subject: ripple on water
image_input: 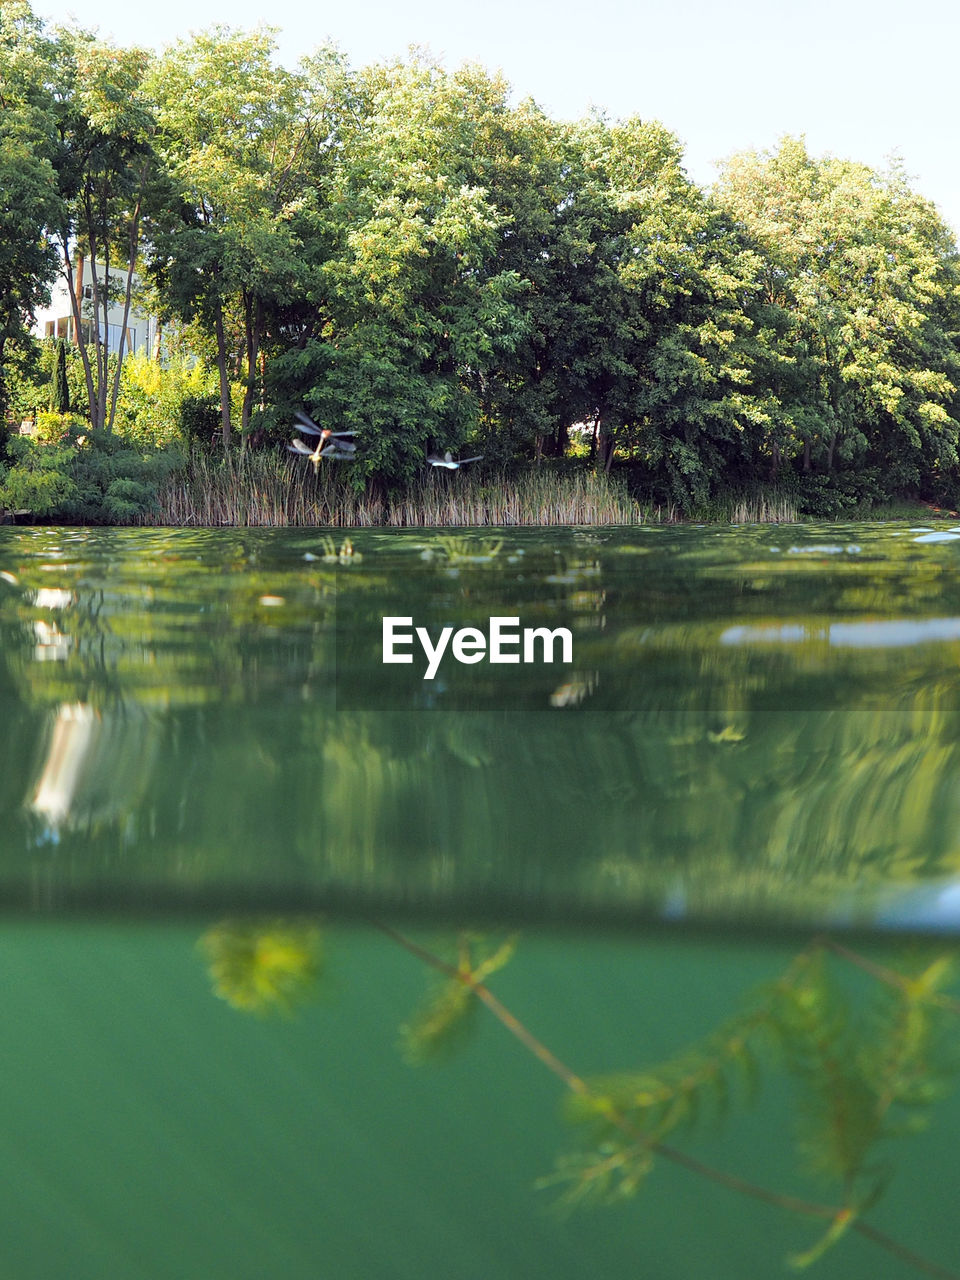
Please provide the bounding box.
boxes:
[721,616,960,648]
[786,544,861,554]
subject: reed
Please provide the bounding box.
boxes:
[685,491,798,524]
[729,492,798,523]
[152,454,645,527]
[150,453,798,527]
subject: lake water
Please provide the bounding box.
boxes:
[1,522,959,1278]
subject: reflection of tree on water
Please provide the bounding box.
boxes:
[1,527,331,867]
[27,702,161,843]
[1,556,166,849]
[7,526,960,922]
[31,704,98,833]
[289,698,960,925]
[11,693,960,922]
[200,920,960,1279]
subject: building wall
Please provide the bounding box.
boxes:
[32,255,158,358]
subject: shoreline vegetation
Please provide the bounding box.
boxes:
[3,443,956,528]
[152,463,960,526]
[5,6,960,529]
[152,456,801,528]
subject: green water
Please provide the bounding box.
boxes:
[2,523,960,1278]
[0,923,956,1280]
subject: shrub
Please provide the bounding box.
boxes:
[179,393,222,450]
[0,430,182,523]
[0,437,78,515]
[33,411,85,445]
[110,353,241,450]
[789,468,887,518]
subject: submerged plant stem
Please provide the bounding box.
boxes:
[824,938,960,1016]
[375,921,960,1280]
[851,1222,960,1280]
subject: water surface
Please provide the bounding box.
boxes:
[3,522,960,929]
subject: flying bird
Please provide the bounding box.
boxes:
[427,451,483,470]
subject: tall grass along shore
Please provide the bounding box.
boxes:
[150,454,799,527]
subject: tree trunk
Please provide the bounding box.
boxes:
[803,438,811,472]
[83,198,108,431]
[601,428,615,474]
[240,293,263,442]
[61,240,98,429]
[98,243,110,430]
[107,183,145,432]
[214,302,231,449]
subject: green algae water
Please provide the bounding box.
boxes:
[1,523,960,1278]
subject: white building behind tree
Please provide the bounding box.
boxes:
[32,250,159,358]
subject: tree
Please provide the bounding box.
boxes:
[607,125,768,503]
[716,138,960,497]
[147,28,346,448]
[0,1,60,421]
[492,114,765,505]
[50,336,69,411]
[470,106,594,463]
[48,25,156,432]
[280,54,535,486]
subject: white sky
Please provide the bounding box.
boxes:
[41,0,960,233]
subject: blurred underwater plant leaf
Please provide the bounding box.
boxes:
[547,942,960,1271]
[399,932,516,1064]
[200,918,324,1016]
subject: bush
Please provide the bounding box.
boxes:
[179,393,221,450]
[0,430,182,523]
[0,458,77,516]
[772,467,888,519]
[111,353,241,450]
[34,411,85,445]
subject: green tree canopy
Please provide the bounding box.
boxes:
[147,28,348,446]
[294,54,534,485]
[716,137,960,496]
[0,0,60,419]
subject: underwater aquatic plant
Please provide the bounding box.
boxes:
[200,919,960,1277]
[535,942,960,1272]
[398,933,516,1063]
[199,918,324,1015]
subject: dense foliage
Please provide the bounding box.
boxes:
[0,424,180,521]
[3,3,960,517]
